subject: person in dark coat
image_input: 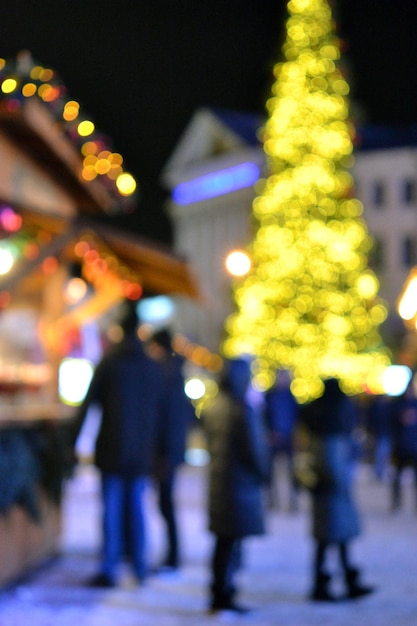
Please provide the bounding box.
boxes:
[301,378,374,602]
[264,369,300,511]
[366,393,394,481]
[390,380,417,511]
[149,328,196,572]
[72,304,167,587]
[201,358,270,614]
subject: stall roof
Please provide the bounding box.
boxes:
[0,53,200,302]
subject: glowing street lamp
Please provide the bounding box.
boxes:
[397,272,417,324]
[225,249,251,277]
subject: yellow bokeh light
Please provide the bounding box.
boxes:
[38,83,60,102]
[81,165,97,181]
[81,141,98,156]
[63,100,80,122]
[356,273,378,299]
[22,82,37,97]
[95,158,111,175]
[398,274,417,321]
[30,66,43,80]
[116,173,137,196]
[83,154,97,168]
[107,165,123,180]
[39,68,54,82]
[109,152,123,165]
[222,0,390,402]
[1,78,18,94]
[77,120,95,137]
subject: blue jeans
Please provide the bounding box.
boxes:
[101,473,148,582]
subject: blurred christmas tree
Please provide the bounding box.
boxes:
[223,0,390,402]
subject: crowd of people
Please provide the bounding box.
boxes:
[70,302,417,616]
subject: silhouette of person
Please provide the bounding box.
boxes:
[366,393,394,481]
[148,328,196,572]
[301,378,374,602]
[201,358,270,615]
[390,379,417,511]
[72,303,167,587]
[264,369,300,511]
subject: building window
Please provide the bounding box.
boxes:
[373,181,385,207]
[402,179,417,204]
[403,236,417,266]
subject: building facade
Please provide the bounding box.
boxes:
[163,109,417,355]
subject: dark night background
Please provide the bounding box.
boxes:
[1,0,417,244]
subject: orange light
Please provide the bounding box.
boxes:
[124,282,143,300]
[0,291,11,308]
[42,257,58,274]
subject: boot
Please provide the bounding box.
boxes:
[344,567,375,599]
[209,588,251,614]
[310,572,338,602]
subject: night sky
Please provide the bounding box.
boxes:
[1,0,417,244]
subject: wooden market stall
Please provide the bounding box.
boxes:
[0,53,200,586]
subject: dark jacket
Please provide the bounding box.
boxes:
[391,393,417,460]
[155,353,196,473]
[302,380,360,543]
[309,434,360,543]
[367,395,394,439]
[265,386,299,451]
[202,390,269,538]
[74,334,166,477]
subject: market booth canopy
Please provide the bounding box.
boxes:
[0,51,200,307]
[0,53,203,591]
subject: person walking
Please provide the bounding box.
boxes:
[148,328,196,573]
[72,304,167,587]
[390,379,417,511]
[201,358,270,615]
[301,378,374,602]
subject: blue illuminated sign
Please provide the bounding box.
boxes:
[173,162,260,205]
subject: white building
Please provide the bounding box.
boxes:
[353,145,417,307]
[161,108,265,351]
[162,109,417,354]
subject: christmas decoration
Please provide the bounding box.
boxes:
[223,0,391,402]
[0,51,137,210]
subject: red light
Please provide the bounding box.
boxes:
[124,282,143,300]
[42,256,59,274]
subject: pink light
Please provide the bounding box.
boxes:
[0,207,22,232]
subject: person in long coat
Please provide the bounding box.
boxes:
[301,378,374,601]
[201,358,270,614]
[72,305,167,587]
